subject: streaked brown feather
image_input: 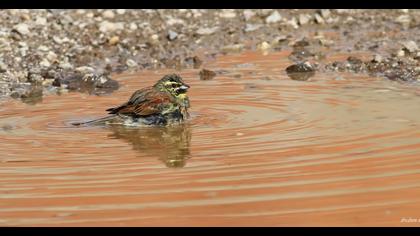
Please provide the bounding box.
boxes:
[107,88,175,117]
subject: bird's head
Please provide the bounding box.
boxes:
[154,74,190,105]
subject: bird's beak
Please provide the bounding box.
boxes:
[180,84,190,90]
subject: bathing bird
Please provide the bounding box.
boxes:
[73,74,190,126]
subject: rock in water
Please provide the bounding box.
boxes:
[286,62,316,81]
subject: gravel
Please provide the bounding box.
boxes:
[0,9,419,103]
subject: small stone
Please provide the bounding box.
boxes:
[372,54,383,63]
[265,11,282,24]
[166,18,185,26]
[257,41,271,51]
[116,9,126,15]
[76,66,95,74]
[39,59,51,68]
[236,132,244,136]
[46,51,58,62]
[13,23,30,35]
[167,30,178,41]
[222,44,244,53]
[28,73,44,84]
[258,9,273,17]
[99,21,124,33]
[397,49,405,57]
[286,62,316,81]
[0,61,7,73]
[53,36,70,44]
[21,13,31,21]
[395,15,411,24]
[199,69,216,80]
[336,9,351,14]
[298,14,311,25]
[129,22,138,30]
[320,9,331,18]
[287,17,299,29]
[196,27,219,35]
[108,36,120,45]
[402,41,418,53]
[37,45,49,52]
[35,17,47,26]
[59,62,73,70]
[244,24,262,32]
[102,10,115,19]
[126,59,138,68]
[243,10,255,21]
[314,13,325,24]
[219,9,236,18]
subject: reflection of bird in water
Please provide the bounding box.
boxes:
[108,124,192,168]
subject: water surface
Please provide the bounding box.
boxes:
[1,51,420,226]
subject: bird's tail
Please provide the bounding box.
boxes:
[72,115,117,126]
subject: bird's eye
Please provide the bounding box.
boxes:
[171,84,178,88]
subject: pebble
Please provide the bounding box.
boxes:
[199,69,216,80]
[298,14,311,25]
[244,24,262,32]
[116,9,126,15]
[395,15,411,24]
[166,18,185,26]
[46,51,58,62]
[243,10,255,21]
[76,66,95,74]
[373,54,383,63]
[53,36,70,44]
[0,61,7,73]
[196,27,219,35]
[108,36,120,45]
[320,9,331,18]
[314,13,325,24]
[257,41,271,51]
[39,59,51,68]
[167,30,178,41]
[219,9,236,18]
[287,17,299,29]
[221,44,244,53]
[129,22,138,31]
[402,41,418,53]
[285,62,316,81]
[28,73,44,83]
[59,62,73,70]
[126,59,138,67]
[102,10,115,19]
[37,45,50,52]
[397,49,405,57]
[13,23,30,35]
[265,11,282,24]
[99,21,124,33]
[35,17,47,26]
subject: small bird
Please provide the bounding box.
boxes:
[73,74,191,126]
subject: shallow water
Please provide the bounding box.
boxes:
[1,51,420,226]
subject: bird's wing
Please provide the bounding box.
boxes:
[106,88,174,116]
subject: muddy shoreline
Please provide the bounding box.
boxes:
[0,9,419,103]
